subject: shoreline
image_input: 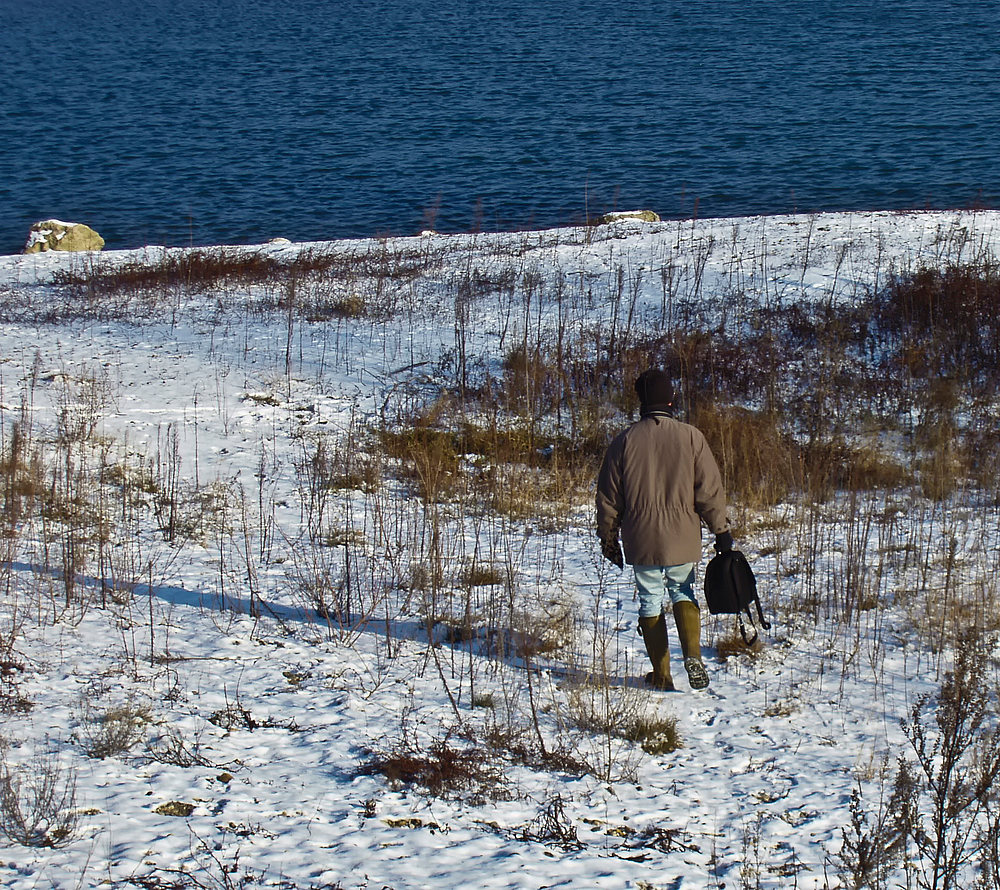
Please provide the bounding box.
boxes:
[4,206,1000,269]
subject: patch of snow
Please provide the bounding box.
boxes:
[0,210,997,889]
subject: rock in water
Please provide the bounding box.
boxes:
[24,219,105,253]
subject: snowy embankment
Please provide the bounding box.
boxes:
[0,210,998,890]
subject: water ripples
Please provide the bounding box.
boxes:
[1,0,998,251]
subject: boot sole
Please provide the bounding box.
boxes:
[684,658,710,690]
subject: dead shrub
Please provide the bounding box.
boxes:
[516,794,584,850]
[0,419,45,536]
[378,405,599,515]
[622,713,683,756]
[844,637,1000,890]
[506,604,574,659]
[208,700,260,733]
[43,242,439,324]
[799,438,912,502]
[378,424,462,502]
[360,738,509,801]
[502,345,559,418]
[145,726,234,770]
[962,427,1000,494]
[564,676,682,756]
[476,717,586,776]
[296,434,380,496]
[692,405,796,506]
[303,292,367,321]
[875,262,1000,388]
[0,656,31,715]
[713,628,765,662]
[0,751,79,848]
[77,698,152,759]
[458,563,506,587]
[53,248,283,297]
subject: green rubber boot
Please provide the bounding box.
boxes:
[637,613,674,691]
[673,601,710,690]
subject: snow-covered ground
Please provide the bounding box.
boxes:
[0,210,999,889]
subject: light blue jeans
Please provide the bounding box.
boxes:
[634,563,697,617]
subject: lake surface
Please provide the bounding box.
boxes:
[2,0,999,253]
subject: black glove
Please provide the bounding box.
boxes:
[714,531,734,553]
[601,537,624,569]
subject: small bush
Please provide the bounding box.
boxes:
[208,701,259,733]
[145,726,235,771]
[516,794,583,850]
[713,628,764,662]
[361,738,509,801]
[837,765,917,890]
[565,677,682,756]
[304,292,367,320]
[692,405,796,506]
[623,713,683,755]
[458,562,506,588]
[0,751,79,847]
[876,262,1000,387]
[475,716,586,777]
[378,425,461,502]
[844,638,1000,890]
[0,652,31,714]
[77,699,151,759]
[296,434,380,497]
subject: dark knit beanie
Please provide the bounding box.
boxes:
[635,369,674,414]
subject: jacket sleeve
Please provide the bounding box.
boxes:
[596,435,625,542]
[691,430,729,534]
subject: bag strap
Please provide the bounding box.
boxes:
[754,594,772,631]
[732,554,771,645]
[737,610,759,646]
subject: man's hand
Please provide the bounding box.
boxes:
[714,531,734,553]
[600,537,624,569]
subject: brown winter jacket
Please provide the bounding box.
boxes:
[596,412,729,566]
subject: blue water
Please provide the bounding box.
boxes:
[2,0,999,253]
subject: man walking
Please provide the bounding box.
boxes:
[596,369,732,690]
